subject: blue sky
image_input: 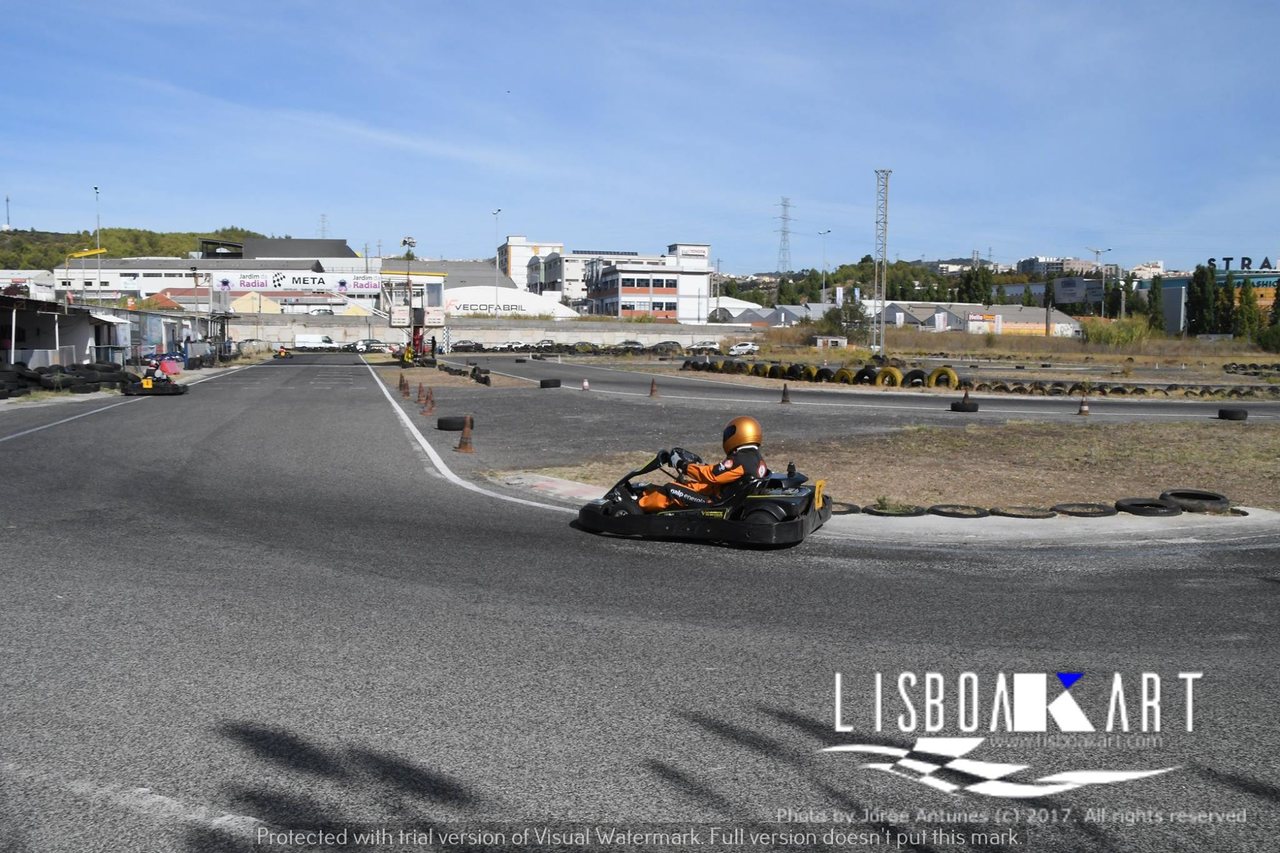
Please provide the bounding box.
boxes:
[3,1,1277,275]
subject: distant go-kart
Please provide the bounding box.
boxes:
[578,450,830,547]
[272,349,294,359]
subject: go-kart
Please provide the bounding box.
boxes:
[577,449,831,546]
[121,374,188,396]
[272,348,294,359]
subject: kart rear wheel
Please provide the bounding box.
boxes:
[743,509,780,525]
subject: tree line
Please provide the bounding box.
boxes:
[0,226,265,270]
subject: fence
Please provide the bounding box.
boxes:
[5,345,77,369]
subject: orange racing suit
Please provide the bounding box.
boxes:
[637,446,768,512]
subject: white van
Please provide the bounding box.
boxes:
[294,334,340,351]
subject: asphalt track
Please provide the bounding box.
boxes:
[447,353,1280,424]
[1,354,1277,853]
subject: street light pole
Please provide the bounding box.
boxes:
[93,186,101,302]
[819,229,831,303]
[1087,246,1112,316]
[491,208,501,316]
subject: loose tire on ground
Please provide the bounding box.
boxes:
[1051,502,1118,518]
[989,506,1057,519]
[853,366,878,385]
[1218,407,1248,421]
[539,378,561,389]
[436,416,471,431]
[874,366,904,387]
[926,366,959,388]
[902,368,928,387]
[927,504,990,519]
[950,400,979,413]
[1115,497,1183,517]
[863,503,926,517]
[1159,489,1230,513]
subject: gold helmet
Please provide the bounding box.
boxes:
[722,416,762,454]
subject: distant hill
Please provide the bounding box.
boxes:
[0,226,265,270]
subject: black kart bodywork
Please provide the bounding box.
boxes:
[121,375,188,396]
[578,453,831,546]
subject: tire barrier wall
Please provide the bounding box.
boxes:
[674,357,1279,400]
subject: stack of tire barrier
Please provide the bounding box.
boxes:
[1224,361,1280,378]
[678,357,1280,398]
[0,362,133,398]
[680,359,966,389]
[836,489,1233,520]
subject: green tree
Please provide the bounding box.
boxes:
[1146,275,1165,332]
[996,284,1008,305]
[1234,280,1264,341]
[1270,288,1280,327]
[819,300,869,343]
[956,266,994,304]
[1213,272,1236,334]
[1185,265,1215,336]
[1020,286,1035,307]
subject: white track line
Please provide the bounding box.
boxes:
[362,360,575,513]
[0,364,254,445]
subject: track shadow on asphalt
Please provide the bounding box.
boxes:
[567,519,803,551]
[757,705,1132,853]
[647,708,952,853]
[186,721,486,852]
[1191,764,1280,804]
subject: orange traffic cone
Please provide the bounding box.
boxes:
[649,378,659,398]
[424,387,435,415]
[454,415,474,453]
[416,382,425,404]
[781,383,791,404]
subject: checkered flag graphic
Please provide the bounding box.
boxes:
[823,737,1176,798]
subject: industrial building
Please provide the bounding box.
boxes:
[583,243,713,323]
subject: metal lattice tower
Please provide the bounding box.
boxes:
[776,197,792,274]
[872,170,891,354]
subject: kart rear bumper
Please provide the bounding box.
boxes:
[578,497,831,546]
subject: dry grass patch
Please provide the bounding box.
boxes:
[533,422,1280,510]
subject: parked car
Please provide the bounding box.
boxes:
[450,340,483,352]
[492,340,529,352]
[614,340,645,353]
[354,339,387,353]
[571,341,600,354]
[727,341,760,356]
[308,308,335,315]
[533,339,557,350]
[687,340,722,354]
[648,340,685,355]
